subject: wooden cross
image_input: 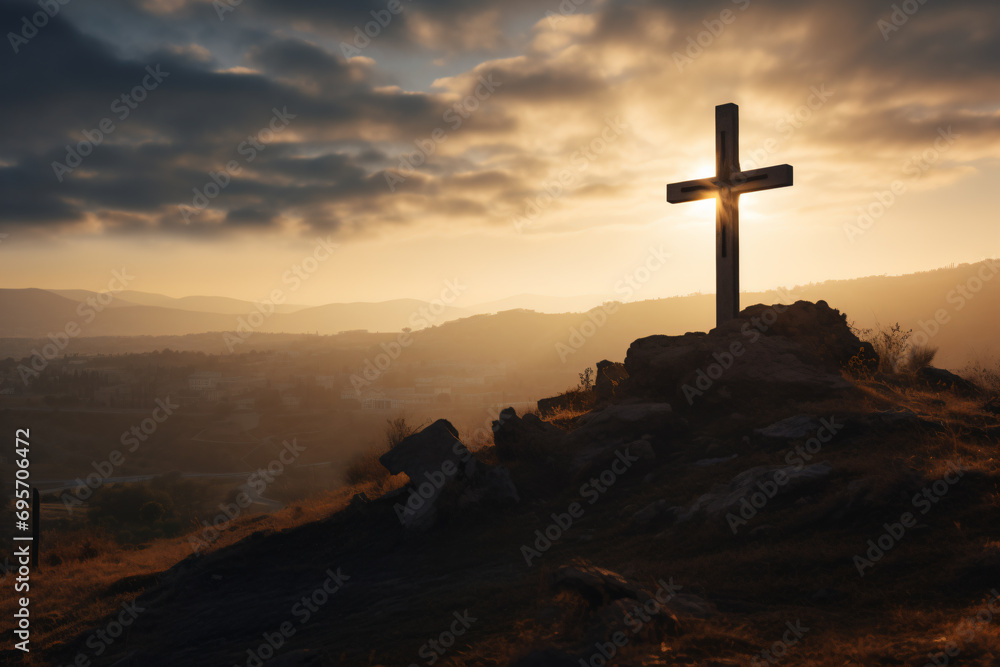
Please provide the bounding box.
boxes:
[667,103,793,328]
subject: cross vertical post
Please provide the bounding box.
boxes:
[666,103,794,329]
[715,103,740,326]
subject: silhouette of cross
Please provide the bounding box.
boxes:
[667,103,793,328]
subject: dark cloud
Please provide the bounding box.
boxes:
[0,1,494,236]
[0,0,997,237]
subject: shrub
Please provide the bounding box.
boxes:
[963,358,1000,397]
[342,417,421,488]
[854,321,912,374]
[846,345,878,381]
[385,416,418,450]
[905,344,938,373]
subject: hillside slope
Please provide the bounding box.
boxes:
[19,301,1000,667]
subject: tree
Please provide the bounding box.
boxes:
[578,367,594,391]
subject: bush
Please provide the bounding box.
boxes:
[343,416,421,487]
[905,344,938,373]
[385,416,419,450]
[854,321,912,374]
[963,358,1000,397]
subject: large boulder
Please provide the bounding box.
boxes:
[381,419,519,530]
[622,300,876,412]
[380,419,475,482]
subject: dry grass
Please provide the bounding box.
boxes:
[541,403,593,427]
[343,447,391,486]
[342,415,422,486]
[1,477,405,665]
[963,357,1000,398]
[442,373,1000,666]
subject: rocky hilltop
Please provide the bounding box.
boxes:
[37,301,1000,666]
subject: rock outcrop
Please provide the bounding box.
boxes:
[916,366,981,396]
[678,462,834,524]
[595,359,628,403]
[380,419,519,530]
[492,407,564,462]
[622,300,876,411]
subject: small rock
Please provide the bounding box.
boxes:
[552,563,645,606]
[631,500,679,528]
[755,414,821,440]
[692,454,738,467]
[679,462,833,521]
[629,439,656,462]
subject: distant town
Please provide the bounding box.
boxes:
[0,344,539,416]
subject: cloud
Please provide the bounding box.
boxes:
[0,0,998,239]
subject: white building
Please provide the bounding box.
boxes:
[188,371,222,391]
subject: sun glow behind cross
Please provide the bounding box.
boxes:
[678,161,718,217]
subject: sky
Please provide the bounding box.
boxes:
[0,0,998,308]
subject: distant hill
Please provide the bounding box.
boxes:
[405,260,998,371]
[2,260,996,369]
[470,293,612,314]
[0,288,91,336]
[50,290,309,315]
[277,299,472,334]
[0,290,472,338]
